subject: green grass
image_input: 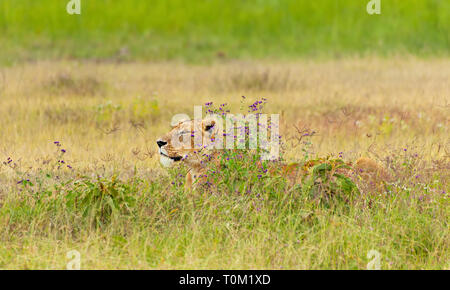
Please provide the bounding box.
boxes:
[0,0,449,64]
[0,142,447,269]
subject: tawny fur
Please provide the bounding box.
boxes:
[157,119,391,192]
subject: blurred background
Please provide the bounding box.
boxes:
[0,0,448,64]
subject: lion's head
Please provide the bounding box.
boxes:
[156,117,219,169]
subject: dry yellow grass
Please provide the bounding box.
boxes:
[0,58,448,173]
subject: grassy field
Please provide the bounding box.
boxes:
[0,0,449,64]
[0,0,448,270]
[0,59,448,269]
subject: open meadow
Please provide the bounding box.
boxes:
[0,58,448,269]
[0,0,448,270]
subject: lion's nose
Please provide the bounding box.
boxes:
[157,140,167,148]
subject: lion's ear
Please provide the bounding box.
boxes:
[202,119,216,132]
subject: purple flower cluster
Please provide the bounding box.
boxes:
[248,99,266,112]
[54,141,73,170]
[17,179,30,185]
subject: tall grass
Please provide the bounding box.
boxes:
[0,112,447,269]
[0,59,448,269]
[0,0,449,64]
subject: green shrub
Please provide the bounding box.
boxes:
[65,175,139,226]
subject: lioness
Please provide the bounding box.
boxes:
[157,117,219,191]
[157,118,390,192]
